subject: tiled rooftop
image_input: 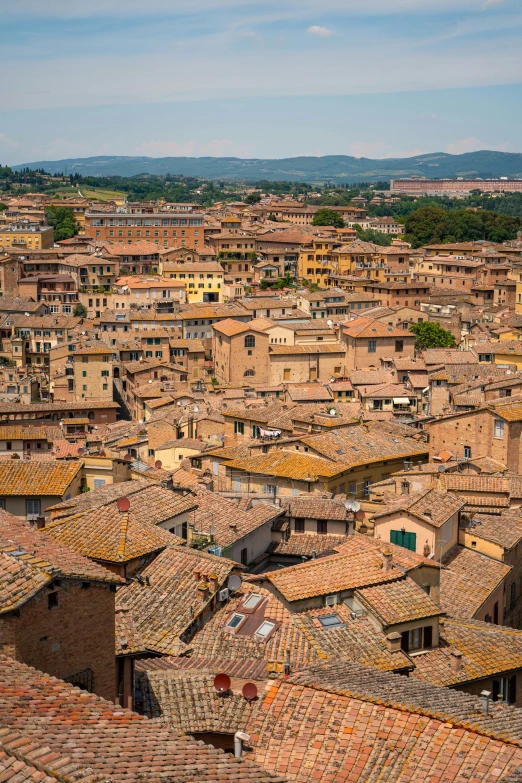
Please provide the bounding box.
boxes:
[355,578,441,627]
[0,461,83,497]
[441,545,511,619]
[372,487,465,527]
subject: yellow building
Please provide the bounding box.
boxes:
[0,224,54,250]
[298,239,338,286]
[162,261,224,304]
[475,341,522,371]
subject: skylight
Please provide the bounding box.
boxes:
[243,593,263,610]
[225,613,245,630]
[318,614,343,628]
[254,621,276,640]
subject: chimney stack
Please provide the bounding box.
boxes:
[197,582,209,603]
[193,569,201,581]
[450,649,463,672]
[480,689,491,715]
[234,731,250,759]
[382,550,393,571]
[386,632,402,653]
[401,479,410,495]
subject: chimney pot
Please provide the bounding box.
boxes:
[480,689,491,714]
[386,632,402,653]
[382,550,393,571]
[193,569,201,580]
[450,649,463,672]
[401,479,410,495]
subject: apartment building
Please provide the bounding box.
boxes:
[341,317,416,370]
[84,210,205,248]
[0,223,54,250]
[18,273,79,315]
[162,261,224,303]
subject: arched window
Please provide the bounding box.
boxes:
[244,369,255,377]
[244,335,255,348]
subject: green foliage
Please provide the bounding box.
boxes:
[403,206,522,248]
[0,203,7,212]
[311,208,344,228]
[244,192,261,204]
[267,213,278,222]
[354,226,393,246]
[73,303,88,318]
[260,273,294,290]
[45,206,79,241]
[409,321,456,351]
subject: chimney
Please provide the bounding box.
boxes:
[197,582,209,603]
[418,461,423,469]
[209,573,219,591]
[234,731,250,759]
[229,521,238,530]
[36,515,45,530]
[480,689,491,715]
[382,549,393,571]
[386,632,402,653]
[284,648,291,676]
[450,649,463,672]
[403,460,409,472]
[401,479,410,495]
[193,569,201,581]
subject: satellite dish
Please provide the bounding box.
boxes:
[227,574,242,592]
[327,320,333,327]
[355,509,365,521]
[148,379,153,384]
[193,405,199,414]
[213,673,231,693]
[242,682,258,701]
[438,465,446,473]
[155,460,163,469]
[116,496,130,512]
[124,453,132,462]
[345,500,360,513]
[329,409,336,416]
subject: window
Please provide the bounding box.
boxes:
[241,547,248,565]
[494,420,505,439]
[493,675,517,704]
[244,335,255,348]
[243,593,263,610]
[368,340,376,353]
[48,591,58,610]
[0,499,5,510]
[395,340,403,352]
[263,483,277,496]
[464,446,472,459]
[400,625,432,653]
[295,518,305,533]
[244,369,255,377]
[5,442,11,451]
[26,499,41,520]
[234,421,244,435]
[94,479,106,489]
[226,613,245,629]
[254,621,276,640]
[390,529,417,552]
[317,520,328,535]
[318,614,343,628]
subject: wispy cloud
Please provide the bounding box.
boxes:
[445,137,513,153]
[307,25,334,37]
[0,133,19,149]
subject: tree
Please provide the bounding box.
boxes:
[244,193,261,204]
[0,203,7,212]
[409,322,456,351]
[45,206,79,241]
[311,208,344,228]
[354,226,393,246]
[73,303,88,318]
[267,213,278,222]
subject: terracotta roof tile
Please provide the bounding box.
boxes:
[441,545,511,619]
[0,461,83,497]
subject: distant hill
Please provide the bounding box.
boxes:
[12,150,522,183]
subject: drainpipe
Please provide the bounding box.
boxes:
[234,731,250,758]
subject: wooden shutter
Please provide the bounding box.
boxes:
[509,675,517,705]
[423,625,433,649]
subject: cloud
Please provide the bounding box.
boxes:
[420,113,437,119]
[134,138,255,158]
[0,133,19,149]
[445,137,513,154]
[307,25,334,37]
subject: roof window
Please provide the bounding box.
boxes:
[242,593,263,611]
[318,614,343,628]
[254,620,276,640]
[225,613,245,630]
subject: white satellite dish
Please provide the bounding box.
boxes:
[193,405,199,414]
[148,379,152,384]
[345,500,360,512]
[329,408,336,416]
[228,574,242,592]
[327,320,333,327]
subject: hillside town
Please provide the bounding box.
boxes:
[3,185,522,783]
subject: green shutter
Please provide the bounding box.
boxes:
[390,530,417,552]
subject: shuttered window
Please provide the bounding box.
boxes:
[390,529,417,552]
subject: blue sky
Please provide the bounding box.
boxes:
[1,0,522,165]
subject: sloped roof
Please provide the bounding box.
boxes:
[0,460,83,497]
[441,545,511,619]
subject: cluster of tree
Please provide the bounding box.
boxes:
[409,321,456,351]
[403,206,522,247]
[45,206,79,241]
[311,208,345,228]
[352,225,393,246]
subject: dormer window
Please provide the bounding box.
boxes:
[225,613,245,630]
[254,620,276,640]
[318,614,343,629]
[242,593,263,611]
